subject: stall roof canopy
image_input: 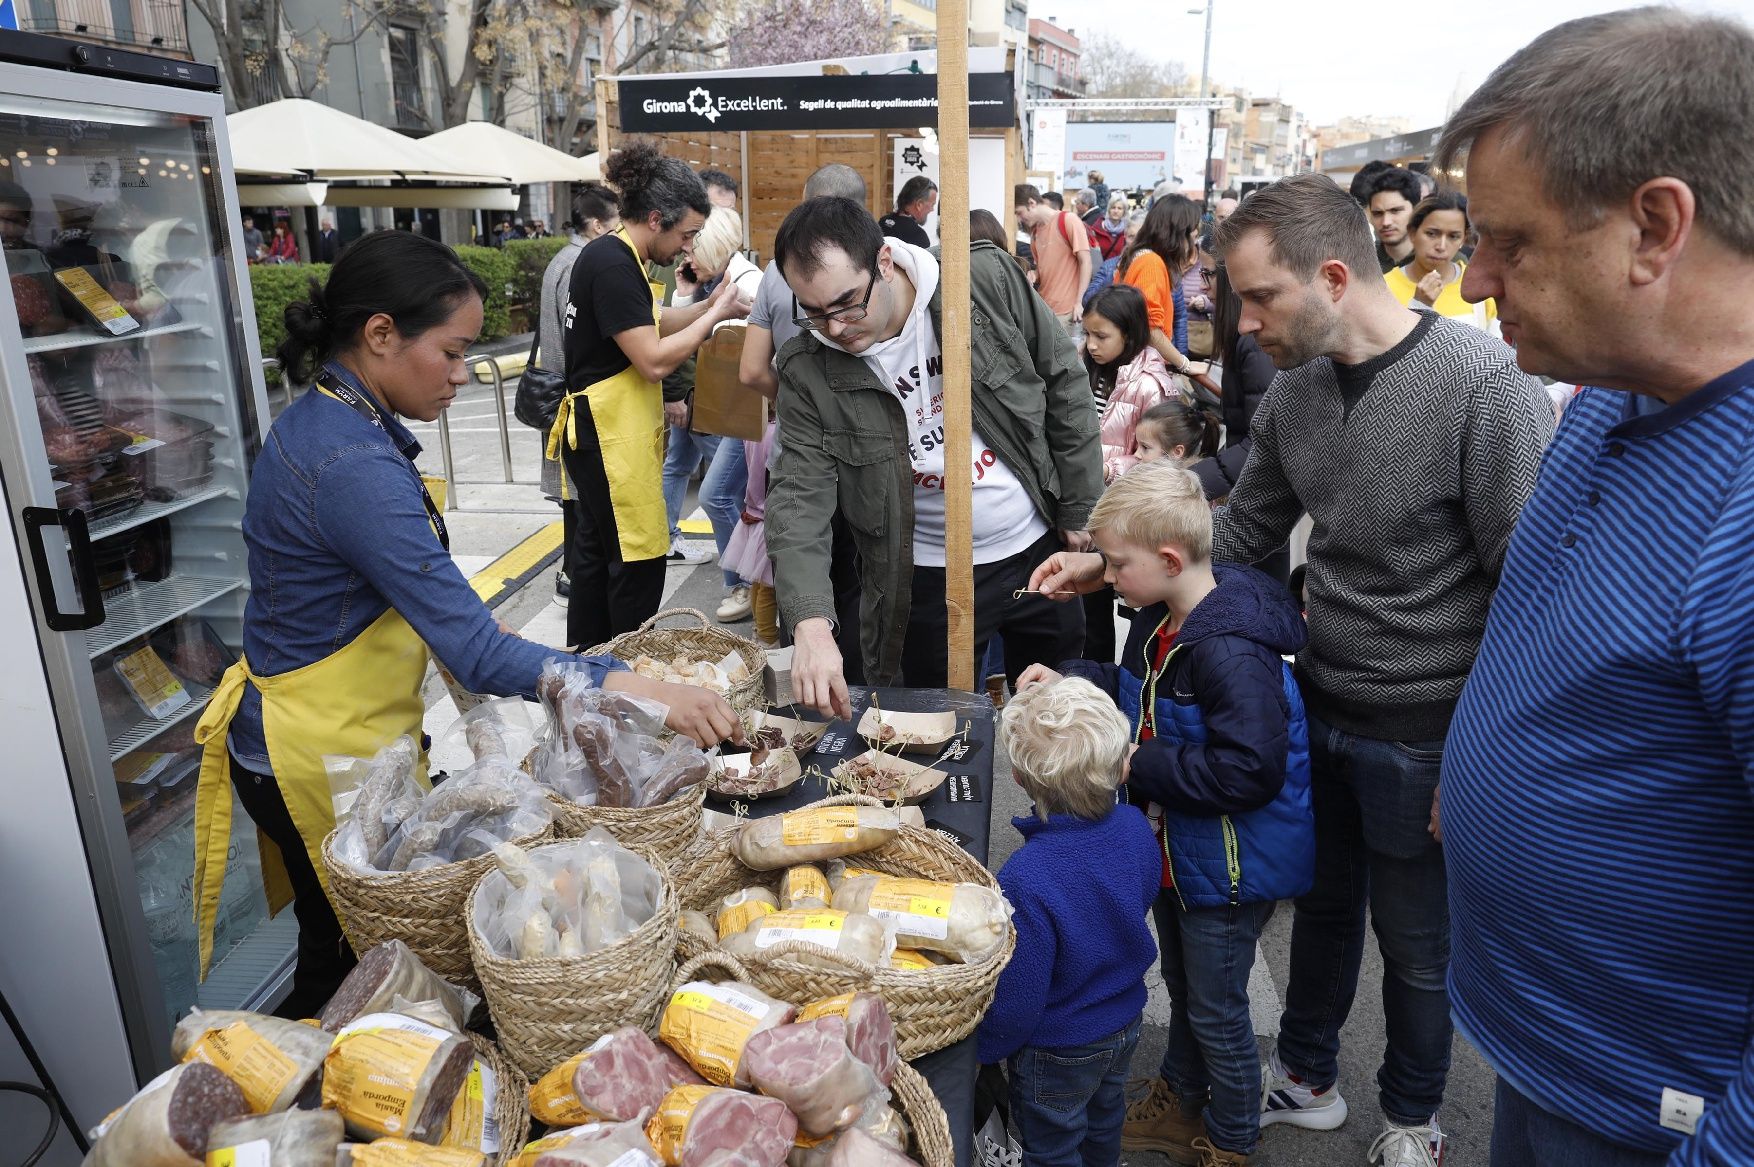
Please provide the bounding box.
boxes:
[227,99,511,184]
[420,122,600,184]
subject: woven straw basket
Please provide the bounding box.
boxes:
[519,749,709,867]
[586,607,768,715]
[319,823,555,994]
[463,1031,530,1167]
[669,794,1015,1058]
[467,839,680,1079]
[670,950,955,1167]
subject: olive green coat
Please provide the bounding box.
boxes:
[767,240,1104,684]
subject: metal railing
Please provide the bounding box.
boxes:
[261,352,554,515]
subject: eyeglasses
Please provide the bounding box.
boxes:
[1198,266,1218,282]
[792,273,877,331]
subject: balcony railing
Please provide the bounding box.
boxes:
[21,0,191,56]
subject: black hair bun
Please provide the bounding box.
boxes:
[604,138,663,191]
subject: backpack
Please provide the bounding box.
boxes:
[1053,211,1103,276]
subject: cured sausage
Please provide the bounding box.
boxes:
[84,1062,248,1167]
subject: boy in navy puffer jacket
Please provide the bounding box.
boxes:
[980,675,1161,1167]
[1019,460,1314,1167]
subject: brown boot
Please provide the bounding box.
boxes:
[1121,1077,1208,1164]
[751,582,779,646]
[1193,1136,1252,1166]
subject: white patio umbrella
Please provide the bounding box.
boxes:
[420,122,600,184]
[226,98,510,183]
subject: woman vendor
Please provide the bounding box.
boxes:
[194,230,742,1018]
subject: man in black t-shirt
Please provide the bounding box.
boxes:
[556,142,749,648]
[878,175,937,248]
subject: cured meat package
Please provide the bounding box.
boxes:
[322,1012,476,1143]
[527,1025,704,1127]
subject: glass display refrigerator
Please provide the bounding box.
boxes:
[0,30,281,1149]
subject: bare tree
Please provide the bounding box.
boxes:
[725,0,891,69]
[187,0,396,107]
[1078,33,1189,120]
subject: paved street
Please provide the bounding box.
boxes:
[416,362,1500,1167]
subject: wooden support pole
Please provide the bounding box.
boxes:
[937,0,974,692]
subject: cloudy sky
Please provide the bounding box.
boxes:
[1026,0,1754,128]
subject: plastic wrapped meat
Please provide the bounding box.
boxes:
[743,1017,885,1137]
[322,1012,476,1142]
[658,980,796,1087]
[318,939,479,1034]
[825,1128,918,1167]
[205,1110,345,1166]
[84,1062,248,1166]
[645,1086,797,1167]
[528,1026,705,1127]
[797,993,899,1086]
[516,1120,663,1167]
[170,1008,332,1113]
[831,875,1011,965]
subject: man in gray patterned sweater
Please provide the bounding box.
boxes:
[1031,173,1554,1167]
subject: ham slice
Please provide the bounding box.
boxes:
[743,1018,885,1138]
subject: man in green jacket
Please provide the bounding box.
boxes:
[766,197,1104,717]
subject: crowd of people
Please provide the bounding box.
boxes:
[251,8,1754,1167]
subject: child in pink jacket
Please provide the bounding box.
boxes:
[1083,285,1182,484]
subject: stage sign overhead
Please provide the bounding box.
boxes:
[619,73,1017,133]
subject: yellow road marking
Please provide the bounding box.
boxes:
[469,521,563,603]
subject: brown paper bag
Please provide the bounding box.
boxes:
[690,326,765,442]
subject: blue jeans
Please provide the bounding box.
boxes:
[1491,1078,1665,1167]
[1155,895,1275,1153]
[660,426,746,586]
[1008,1018,1141,1167]
[1277,710,1451,1126]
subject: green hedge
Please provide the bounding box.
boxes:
[502,237,570,310]
[247,263,330,382]
[454,245,518,342]
[246,244,524,380]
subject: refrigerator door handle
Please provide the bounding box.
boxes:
[21,506,106,632]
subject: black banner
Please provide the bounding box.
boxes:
[618,72,1017,133]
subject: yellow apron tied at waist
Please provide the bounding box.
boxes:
[191,606,431,979]
[544,227,671,559]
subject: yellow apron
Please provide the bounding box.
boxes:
[191,374,443,978]
[190,606,431,977]
[546,227,669,562]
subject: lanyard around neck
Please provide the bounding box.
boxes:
[314,367,450,551]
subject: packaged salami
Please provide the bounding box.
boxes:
[658,980,796,1087]
[321,1013,476,1143]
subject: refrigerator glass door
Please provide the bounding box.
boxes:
[0,93,290,1034]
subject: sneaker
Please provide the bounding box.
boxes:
[1367,1117,1445,1167]
[1191,1137,1251,1167]
[1121,1077,1207,1164]
[551,571,571,608]
[667,539,715,566]
[1260,1050,1349,1130]
[716,584,753,623]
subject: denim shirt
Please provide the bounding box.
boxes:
[228,361,623,772]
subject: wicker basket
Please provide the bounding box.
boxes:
[670,951,954,1167]
[319,824,555,994]
[586,607,768,715]
[520,747,709,866]
[468,839,680,1079]
[669,795,1015,1058]
[464,1031,530,1167]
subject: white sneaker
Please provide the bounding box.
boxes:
[716,584,753,622]
[667,539,715,566]
[1260,1050,1349,1130]
[1367,1116,1445,1167]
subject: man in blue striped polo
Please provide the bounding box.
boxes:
[1438,9,1754,1166]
